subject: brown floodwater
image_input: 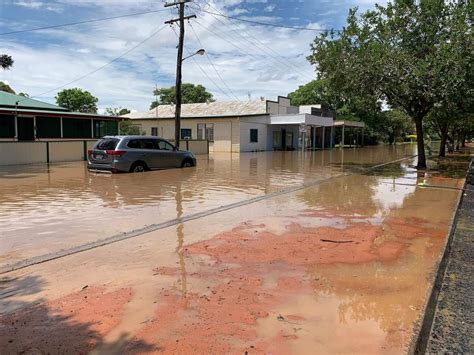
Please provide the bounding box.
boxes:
[0,144,416,269]
[0,144,469,354]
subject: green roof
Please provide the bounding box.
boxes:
[0,107,118,119]
[0,91,68,112]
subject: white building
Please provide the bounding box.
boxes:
[124,96,363,153]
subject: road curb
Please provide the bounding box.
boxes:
[411,158,473,354]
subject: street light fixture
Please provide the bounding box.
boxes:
[182,48,206,62]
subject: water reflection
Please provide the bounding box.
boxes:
[0,145,417,267]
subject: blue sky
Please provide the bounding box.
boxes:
[0,0,385,112]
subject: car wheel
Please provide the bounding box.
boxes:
[181,159,194,168]
[130,162,146,173]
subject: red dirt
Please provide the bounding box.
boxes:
[153,266,181,276]
[133,266,306,354]
[0,285,132,353]
[131,217,445,353]
[187,222,406,265]
[386,217,446,240]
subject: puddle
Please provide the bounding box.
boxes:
[0,144,471,353]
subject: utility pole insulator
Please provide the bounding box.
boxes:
[165,15,196,25]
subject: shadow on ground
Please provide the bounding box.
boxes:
[0,275,156,353]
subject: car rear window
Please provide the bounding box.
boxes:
[96,138,119,150]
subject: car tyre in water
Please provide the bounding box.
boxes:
[130,162,147,173]
[181,159,194,168]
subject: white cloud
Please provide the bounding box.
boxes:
[228,8,249,16]
[264,4,276,12]
[15,1,63,12]
[1,0,347,111]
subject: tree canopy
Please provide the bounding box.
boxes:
[0,55,13,70]
[119,120,144,135]
[150,83,214,109]
[105,107,131,116]
[288,79,347,109]
[55,88,98,113]
[288,79,413,144]
[0,81,15,94]
[307,0,472,168]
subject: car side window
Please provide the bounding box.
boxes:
[127,139,141,149]
[141,139,155,149]
[157,140,174,151]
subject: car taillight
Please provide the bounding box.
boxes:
[106,150,126,156]
[87,149,93,155]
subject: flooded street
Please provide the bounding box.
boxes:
[0,144,416,269]
[0,144,469,354]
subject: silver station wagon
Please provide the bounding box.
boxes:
[87,136,197,173]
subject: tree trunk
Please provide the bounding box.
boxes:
[414,118,426,169]
[388,132,395,145]
[439,122,448,158]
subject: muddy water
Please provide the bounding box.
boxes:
[0,144,416,268]
[1,145,469,354]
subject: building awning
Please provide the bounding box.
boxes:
[334,120,365,128]
[270,114,333,127]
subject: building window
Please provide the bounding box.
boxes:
[93,120,118,138]
[197,123,214,142]
[250,129,258,143]
[180,128,192,140]
[205,124,214,142]
[197,124,205,140]
[37,116,61,138]
[62,118,92,138]
[0,115,16,138]
[151,127,158,136]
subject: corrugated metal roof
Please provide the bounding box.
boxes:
[0,91,68,111]
[123,101,268,119]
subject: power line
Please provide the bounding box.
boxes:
[194,16,313,83]
[0,9,169,36]
[188,22,241,101]
[196,3,315,80]
[194,7,342,33]
[193,5,314,81]
[170,25,234,101]
[27,25,168,100]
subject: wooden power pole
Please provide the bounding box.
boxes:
[164,0,196,149]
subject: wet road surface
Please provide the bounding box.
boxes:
[0,145,468,354]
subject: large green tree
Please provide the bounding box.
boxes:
[150,83,214,109]
[288,79,340,107]
[288,79,385,144]
[0,55,13,70]
[308,0,472,168]
[55,88,98,113]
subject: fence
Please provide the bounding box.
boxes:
[0,140,96,166]
[178,140,209,155]
[0,139,209,166]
